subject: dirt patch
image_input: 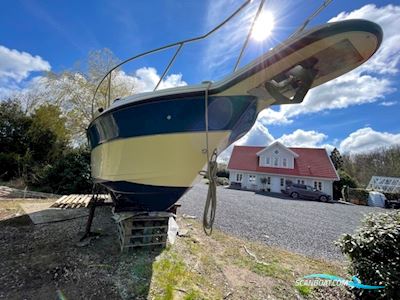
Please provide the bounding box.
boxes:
[0,200,353,299]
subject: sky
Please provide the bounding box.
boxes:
[1,0,400,160]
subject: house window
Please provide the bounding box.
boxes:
[273,157,279,167]
[265,157,270,165]
[274,149,279,155]
[280,178,284,186]
[249,175,256,184]
[314,181,322,190]
[282,158,287,167]
[298,179,305,184]
[236,173,243,182]
[267,177,271,185]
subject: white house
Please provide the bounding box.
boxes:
[227,141,339,197]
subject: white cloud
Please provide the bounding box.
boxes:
[117,67,187,93]
[257,107,292,125]
[379,101,397,107]
[218,121,274,162]
[258,4,400,125]
[0,45,50,82]
[277,129,327,148]
[235,121,275,147]
[340,127,400,154]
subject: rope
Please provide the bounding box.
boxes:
[203,149,218,235]
[201,82,218,235]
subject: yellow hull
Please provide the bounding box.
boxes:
[91,131,231,187]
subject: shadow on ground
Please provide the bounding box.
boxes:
[0,205,162,299]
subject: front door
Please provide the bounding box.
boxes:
[271,177,281,193]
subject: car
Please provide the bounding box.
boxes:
[285,184,331,202]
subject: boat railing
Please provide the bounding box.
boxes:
[90,0,332,118]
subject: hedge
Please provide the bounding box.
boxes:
[336,211,400,299]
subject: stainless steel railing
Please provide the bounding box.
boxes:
[90,0,259,118]
[90,0,333,118]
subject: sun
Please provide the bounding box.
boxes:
[251,11,275,41]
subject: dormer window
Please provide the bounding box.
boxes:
[282,158,287,167]
[274,150,279,155]
[265,157,270,165]
[273,157,279,166]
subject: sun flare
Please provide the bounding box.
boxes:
[251,11,274,41]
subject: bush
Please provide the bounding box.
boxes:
[216,177,229,186]
[383,192,400,201]
[0,152,20,181]
[216,167,229,179]
[333,170,358,200]
[336,211,400,299]
[347,188,369,205]
[34,148,92,194]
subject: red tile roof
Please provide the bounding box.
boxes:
[227,146,339,180]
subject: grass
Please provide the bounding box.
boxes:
[148,218,348,299]
[295,284,313,297]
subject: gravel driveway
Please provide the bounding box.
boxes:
[180,183,385,261]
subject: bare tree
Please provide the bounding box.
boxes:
[41,49,136,143]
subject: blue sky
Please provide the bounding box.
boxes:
[1,0,400,156]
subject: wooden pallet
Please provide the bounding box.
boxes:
[116,214,172,252]
[51,194,111,209]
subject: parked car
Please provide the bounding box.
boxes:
[285,184,331,202]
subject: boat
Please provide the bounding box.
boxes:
[87,17,382,212]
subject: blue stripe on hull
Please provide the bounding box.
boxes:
[101,180,189,211]
[88,95,257,149]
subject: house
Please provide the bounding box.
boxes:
[227,141,339,197]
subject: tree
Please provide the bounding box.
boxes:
[333,169,358,200]
[341,146,400,187]
[0,100,32,155]
[0,101,70,183]
[330,148,343,170]
[25,104,69,165]
[0,101,32,180]
[44,49,136,142]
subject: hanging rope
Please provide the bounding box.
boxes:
[201,82,218,235]
[202,149,218,235]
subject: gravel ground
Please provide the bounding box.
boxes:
[180,183,385,261]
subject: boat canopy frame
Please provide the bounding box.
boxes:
[90,0,333,118]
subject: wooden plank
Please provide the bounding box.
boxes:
[74,194,88,208]
[53,195,68,206]
[62,194,78,208]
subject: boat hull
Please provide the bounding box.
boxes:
[88,96,258,210]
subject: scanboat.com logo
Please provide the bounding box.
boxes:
[297,274,385,290]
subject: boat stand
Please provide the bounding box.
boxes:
[114,204,180,252]
[79,184,111,241]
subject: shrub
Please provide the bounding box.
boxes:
[216,177,229,186]
[348,188,369,205]
[34,148,92,194]
[383,192,400,201]
[0,152,20,181]
[216,167,229,179]
[336,211,400,299]
[333,170,358,200]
